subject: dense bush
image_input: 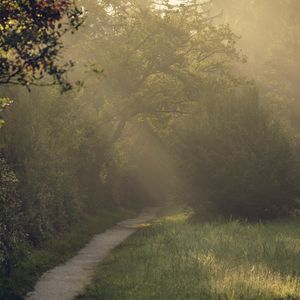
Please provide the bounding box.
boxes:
[1,90,106,243]
[177,90,300,219]
[0,157,24,277]
[1,88,151,245]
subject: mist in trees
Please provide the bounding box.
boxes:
[1,0,300,296]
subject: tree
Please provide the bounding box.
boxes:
[175,89,299,220]
[0,0,84,91]
[80,0,243,146]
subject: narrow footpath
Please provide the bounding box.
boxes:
[26,207,160,300]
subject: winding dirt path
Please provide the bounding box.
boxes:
[26,207,160,300]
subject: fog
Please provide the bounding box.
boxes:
[1,1,300,295]
[212,0,300,129]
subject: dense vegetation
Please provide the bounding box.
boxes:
[0,0,300,298]
[175,90,299,219]
[77,211,300,300]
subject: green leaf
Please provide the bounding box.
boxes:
[0,97,13,128]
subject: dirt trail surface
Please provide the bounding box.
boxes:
[26,207,160,300]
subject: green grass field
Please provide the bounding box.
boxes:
[77,211,300,300]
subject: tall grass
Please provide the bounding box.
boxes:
[78,212,300,300]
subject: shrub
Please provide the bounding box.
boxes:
[178,90,300,219]
[0,157,25,277]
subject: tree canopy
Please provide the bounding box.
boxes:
[0,0,83,91]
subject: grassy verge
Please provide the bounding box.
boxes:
[77,211,300,300]
[6,208,137,299]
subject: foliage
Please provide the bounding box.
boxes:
[176,89,300,219]
[80,0,243,145]
[72,0,246,212]
[77,212,300,300]
[0,158,24,278]
[0,0,84,91]
[1,88,108,244]
[0,97,13,128]
[0,0,86,295]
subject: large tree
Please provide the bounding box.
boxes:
[80,0,243,145]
